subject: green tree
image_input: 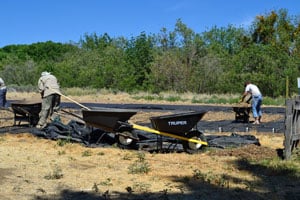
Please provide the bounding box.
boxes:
[125,32,154,90]
[0,57,39,86]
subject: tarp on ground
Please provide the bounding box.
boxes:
[28,121,260,151]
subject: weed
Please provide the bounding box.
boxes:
[111,143,118,148]
[192,169,229,188]
[82,150,92,157]
[128,161,151,174]
[92,183,99,193]
[192,169,206,181]
[137,152,146,162]
[56,138,71,147]
[44,166,63,180]
[128,152,151,174]
[132,182,151,192]
[97,151,105,156]
[123,153,133,160]
[99,178,113,186]
[159,188,170,200]
[58,150,66,155]
[68,156,76,161]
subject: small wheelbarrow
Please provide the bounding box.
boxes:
[82,107,208,153]
[232,94,252,123]
[10,100,41,126]
[232,102,251,123]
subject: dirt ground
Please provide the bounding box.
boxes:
[0,92,299,200]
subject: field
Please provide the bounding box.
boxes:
[0,92,299,200]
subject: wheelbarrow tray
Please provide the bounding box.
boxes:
[82,107,137,132]
[11,100,42,126]
[149,111,206,135]
[232,103,251,123]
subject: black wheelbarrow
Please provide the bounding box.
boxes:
[82,107,208,153]
[232,104,251,123]
[11,100,41,126]
[233,94,252,123]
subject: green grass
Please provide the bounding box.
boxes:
[262,96,286,106]
[257,150,300,177]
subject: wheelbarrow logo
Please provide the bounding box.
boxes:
[168,120,187,126]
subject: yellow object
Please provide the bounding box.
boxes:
[131,123,208,146]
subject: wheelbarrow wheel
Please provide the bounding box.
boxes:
[116,127,137,149]
[182,131,206,154]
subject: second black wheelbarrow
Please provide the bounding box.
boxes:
[11,100,42,126]
[82,107,208,153]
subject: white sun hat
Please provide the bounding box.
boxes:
[41,71,51,76]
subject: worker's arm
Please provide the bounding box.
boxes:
[239,91,249,103]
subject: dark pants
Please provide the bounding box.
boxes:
[38,94,61,126]
[0,88,7,108]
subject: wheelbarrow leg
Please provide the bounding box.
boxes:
[156,135,163,152]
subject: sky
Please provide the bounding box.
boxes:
[0,0,299,47]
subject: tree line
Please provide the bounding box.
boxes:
[0,9,299,97]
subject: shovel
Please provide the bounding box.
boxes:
[48,87,91,110]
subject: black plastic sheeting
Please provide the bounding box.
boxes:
[4,101,285,133]
[8,120,261,152]
[63,103,285,133]
[197,119,285,134]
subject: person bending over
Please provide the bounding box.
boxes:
[36,72,61,129]
[243,81,263,124]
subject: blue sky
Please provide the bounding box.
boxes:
[0,0,299,47]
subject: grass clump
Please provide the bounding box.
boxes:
[56,137,71,147]
[128,152,151,174]
[44,166,63,180]
[57,150,66,155]
[82,150,92,157]
[99,178,113,186]
[131,182,151,193]
[192,169,229,188]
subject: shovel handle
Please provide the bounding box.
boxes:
[48,88,91,110]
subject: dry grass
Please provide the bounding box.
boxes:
[7,91,240,105]
[0,132,286,200]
